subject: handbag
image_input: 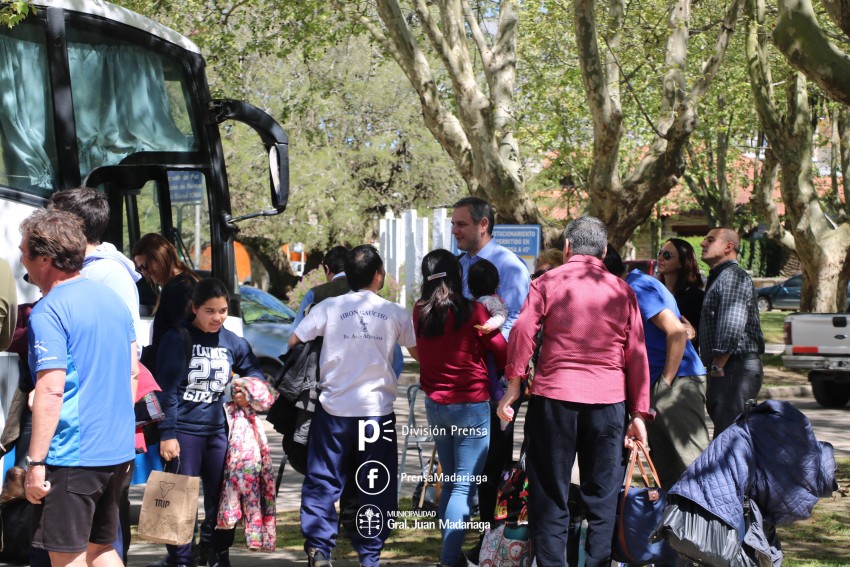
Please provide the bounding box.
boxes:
[479,523,532,567]
[137,469,200,545]
[494,445,529,525]
[612,440,677,565]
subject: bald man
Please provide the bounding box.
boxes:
[699,228,764,436]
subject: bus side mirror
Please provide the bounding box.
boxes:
[269,142,289,212]
[211,99,290,231]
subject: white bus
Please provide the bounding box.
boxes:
[0,0,289,469]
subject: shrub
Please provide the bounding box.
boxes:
[378,272,402,303]
[287,268,327,310]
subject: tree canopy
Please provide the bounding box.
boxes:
[86,0,850,307]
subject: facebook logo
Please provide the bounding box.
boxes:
[356,460,390,495]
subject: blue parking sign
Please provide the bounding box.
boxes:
[451,224,541,272]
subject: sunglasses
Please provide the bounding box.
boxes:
[657,250,675,260]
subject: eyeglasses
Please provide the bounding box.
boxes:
[657,250,675,260]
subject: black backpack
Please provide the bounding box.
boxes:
[266,336,322,476]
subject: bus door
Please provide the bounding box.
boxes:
[85,161,244,342]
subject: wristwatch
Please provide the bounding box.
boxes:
[25,456,47,467]
[710,364,724,375]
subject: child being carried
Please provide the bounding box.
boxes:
[468,259,508,400]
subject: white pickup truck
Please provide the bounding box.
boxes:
[783,313,850,407]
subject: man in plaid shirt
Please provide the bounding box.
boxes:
[699,227,765,436]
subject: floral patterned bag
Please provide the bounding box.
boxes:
[479,523,532,567]
[493,446,529,525]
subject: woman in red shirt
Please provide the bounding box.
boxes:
[414,249,507,567]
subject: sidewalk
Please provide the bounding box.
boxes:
[126,372,494,567]
[126,350,809,567]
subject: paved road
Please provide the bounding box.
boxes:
[124,383,845,567]
[778,396,850,456]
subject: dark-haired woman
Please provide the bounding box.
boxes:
[155,278,264,567]
[657,238,704,347]
[414,250,507,567]
[132,233,200,368]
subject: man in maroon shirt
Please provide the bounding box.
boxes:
[497,216,651,567]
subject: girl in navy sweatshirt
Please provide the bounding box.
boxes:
[155,277,264,567]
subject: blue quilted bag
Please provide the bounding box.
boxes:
[612,441,677,565]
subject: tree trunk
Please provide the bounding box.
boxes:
[349,0,540,225]
[237,235,300,299]
[714,104,736,227]
[773,0,850,106]
[829,105,848,223]
[576,0,746,247]
[683,107,738,228]
[750,143,795,249]
[748,0,850,312]
[838,107,850,220]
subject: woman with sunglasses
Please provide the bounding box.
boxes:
[132,233,200,368]
[657,238,704,346]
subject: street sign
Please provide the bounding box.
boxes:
[451,224,541,272]
[168,171,204,204]
[493,225,541,272]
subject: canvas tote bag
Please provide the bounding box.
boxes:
[137,468,200,545]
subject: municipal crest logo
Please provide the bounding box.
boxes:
[356,504,383,539]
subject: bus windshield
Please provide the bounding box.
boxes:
[0,1,288,306]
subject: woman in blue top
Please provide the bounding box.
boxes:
[155,278,264,567]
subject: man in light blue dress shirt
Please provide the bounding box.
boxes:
[452,197,530,340]
[451,196,530,563]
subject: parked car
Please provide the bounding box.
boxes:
[757,274,850,312]
[624,259,657,276]
[239,285,295,380]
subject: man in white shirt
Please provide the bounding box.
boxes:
[289,245,418,567]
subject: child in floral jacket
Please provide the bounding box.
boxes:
[217,376,278,551]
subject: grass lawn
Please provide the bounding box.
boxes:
[778,458,850,566]
[233,468,850,565]
[758,311,810,387]
[760,311,787,344]
[232,497,479,563]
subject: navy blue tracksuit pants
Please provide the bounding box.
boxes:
[164,431,235,565]
[301,406,398,567]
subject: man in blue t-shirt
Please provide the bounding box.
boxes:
[21,209,137,567]
[604,245,709,489]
